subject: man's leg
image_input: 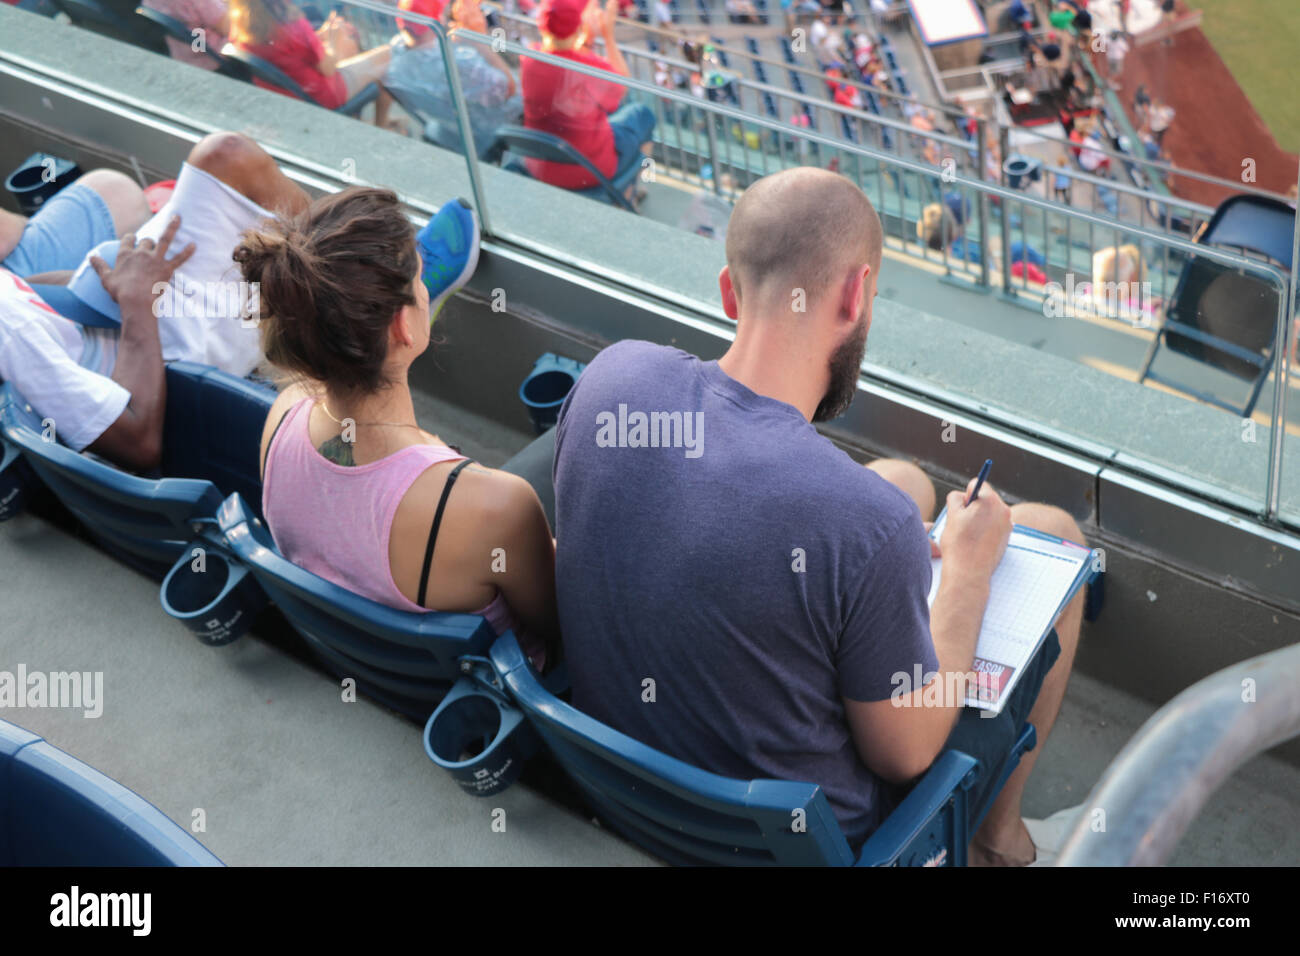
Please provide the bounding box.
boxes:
[1,170,148,276]
[970,502,1086,865]
[608,101,658,184]
[185,132,310,217]
[865,458,936,522]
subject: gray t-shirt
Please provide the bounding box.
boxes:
[553,340,939,846]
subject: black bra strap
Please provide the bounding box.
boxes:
[417,459,474,608]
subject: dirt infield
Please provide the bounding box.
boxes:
[1111,10,1298,208]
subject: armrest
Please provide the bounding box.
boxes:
[855,750,979,867]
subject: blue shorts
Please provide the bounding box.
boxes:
[881,629,1062,833]
[2,182,117,278]
[608,101,657,182]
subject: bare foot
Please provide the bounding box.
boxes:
[969,818,1037,867]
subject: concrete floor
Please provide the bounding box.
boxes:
[2,505,1298,865]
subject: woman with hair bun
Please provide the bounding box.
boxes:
[240,188,557,666]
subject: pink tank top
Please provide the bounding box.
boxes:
[261,398,516,635]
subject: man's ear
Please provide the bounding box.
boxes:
[839,262,870,327]
[719,265,740,321]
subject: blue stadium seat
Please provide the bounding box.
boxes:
[762,92,778,118]
[445,632,1038,866]
[0,363,273,576]
[894,73,910,96]
[210,492,500,720]
[780,37,795,63]
[753,61,769,84]
[885,49,898,71]
[496,125,640,211]
[789,71,805,94]
[877,33,892,52]
[865,91,880,114]
[745,36,760,55]
[646,35,659,53]
[709,37,729,67]
[0,719,222,865]
[695,0,710,23]
[219,43,379,118]
[840,114,859,144]
[382,83,503,161]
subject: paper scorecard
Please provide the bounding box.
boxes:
[927,508,1094,714]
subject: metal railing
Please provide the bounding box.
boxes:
[37,0,1298,521]
[1056,642,1300,866]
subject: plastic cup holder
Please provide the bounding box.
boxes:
[424,677,538,797]
[160,546,266,647]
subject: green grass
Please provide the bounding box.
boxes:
[1192,0,1300,153]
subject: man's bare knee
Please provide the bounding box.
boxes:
[77,169,149,235]
[866,458,936,522]
[188,131,267,185]
[1009,502,1085,547]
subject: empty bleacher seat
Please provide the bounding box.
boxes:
[0,719,222,865]
[885,49,898,71]
[780,36,795,64]
[840,114,859,144]
[762,92,778,118]
[745,36,760,56]
[754,61,769,84]
[695,0,710,23]
[790,71,805,94]
[895,73,910,95]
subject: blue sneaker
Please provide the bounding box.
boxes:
[417,198,480,323]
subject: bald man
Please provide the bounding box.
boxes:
[552,167,1085,865]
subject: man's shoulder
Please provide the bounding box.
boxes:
[585,339,693,378]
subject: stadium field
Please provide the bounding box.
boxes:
[1192,0,1300,153]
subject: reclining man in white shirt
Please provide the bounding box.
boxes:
[0,132,309,472]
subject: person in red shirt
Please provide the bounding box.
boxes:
[229,0,393,119]
[520,0,656,197]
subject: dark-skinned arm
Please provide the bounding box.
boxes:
[85,216,195,472]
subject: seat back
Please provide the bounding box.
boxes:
[219,43,313,101]
[489,633,856,865]
[161,361,275,521]
[215,493,499,720]
[134,4,225,69]
[0,383,223,574]
[0,720,221,866]
[50,0,167,52]
[495,125,633,210]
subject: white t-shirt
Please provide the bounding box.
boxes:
[0,161,274,452]
[0,270,129,451]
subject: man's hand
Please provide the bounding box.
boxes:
[937,478,1012,584]
[602,0,620,35]
[88,215,195,315]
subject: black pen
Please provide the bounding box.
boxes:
[964,458,993,508]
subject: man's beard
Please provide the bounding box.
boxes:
[812,313,869,423]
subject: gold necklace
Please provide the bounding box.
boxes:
[319,400,422,431]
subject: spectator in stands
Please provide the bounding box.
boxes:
[1132,83,1150,125]
[652,0,672,28]
[1052,158,1071,204]
[552,167,1086,864]
[228,0,393,119]
[144,0,231,71]
[246,188,559,667]
[725,0,760,24]
[520,0,656,198]
[384,0,522,160]
[0,132,309,472]
[1148,98,1175,148]
[809,16,841,66]
[1103,29,1128,90]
